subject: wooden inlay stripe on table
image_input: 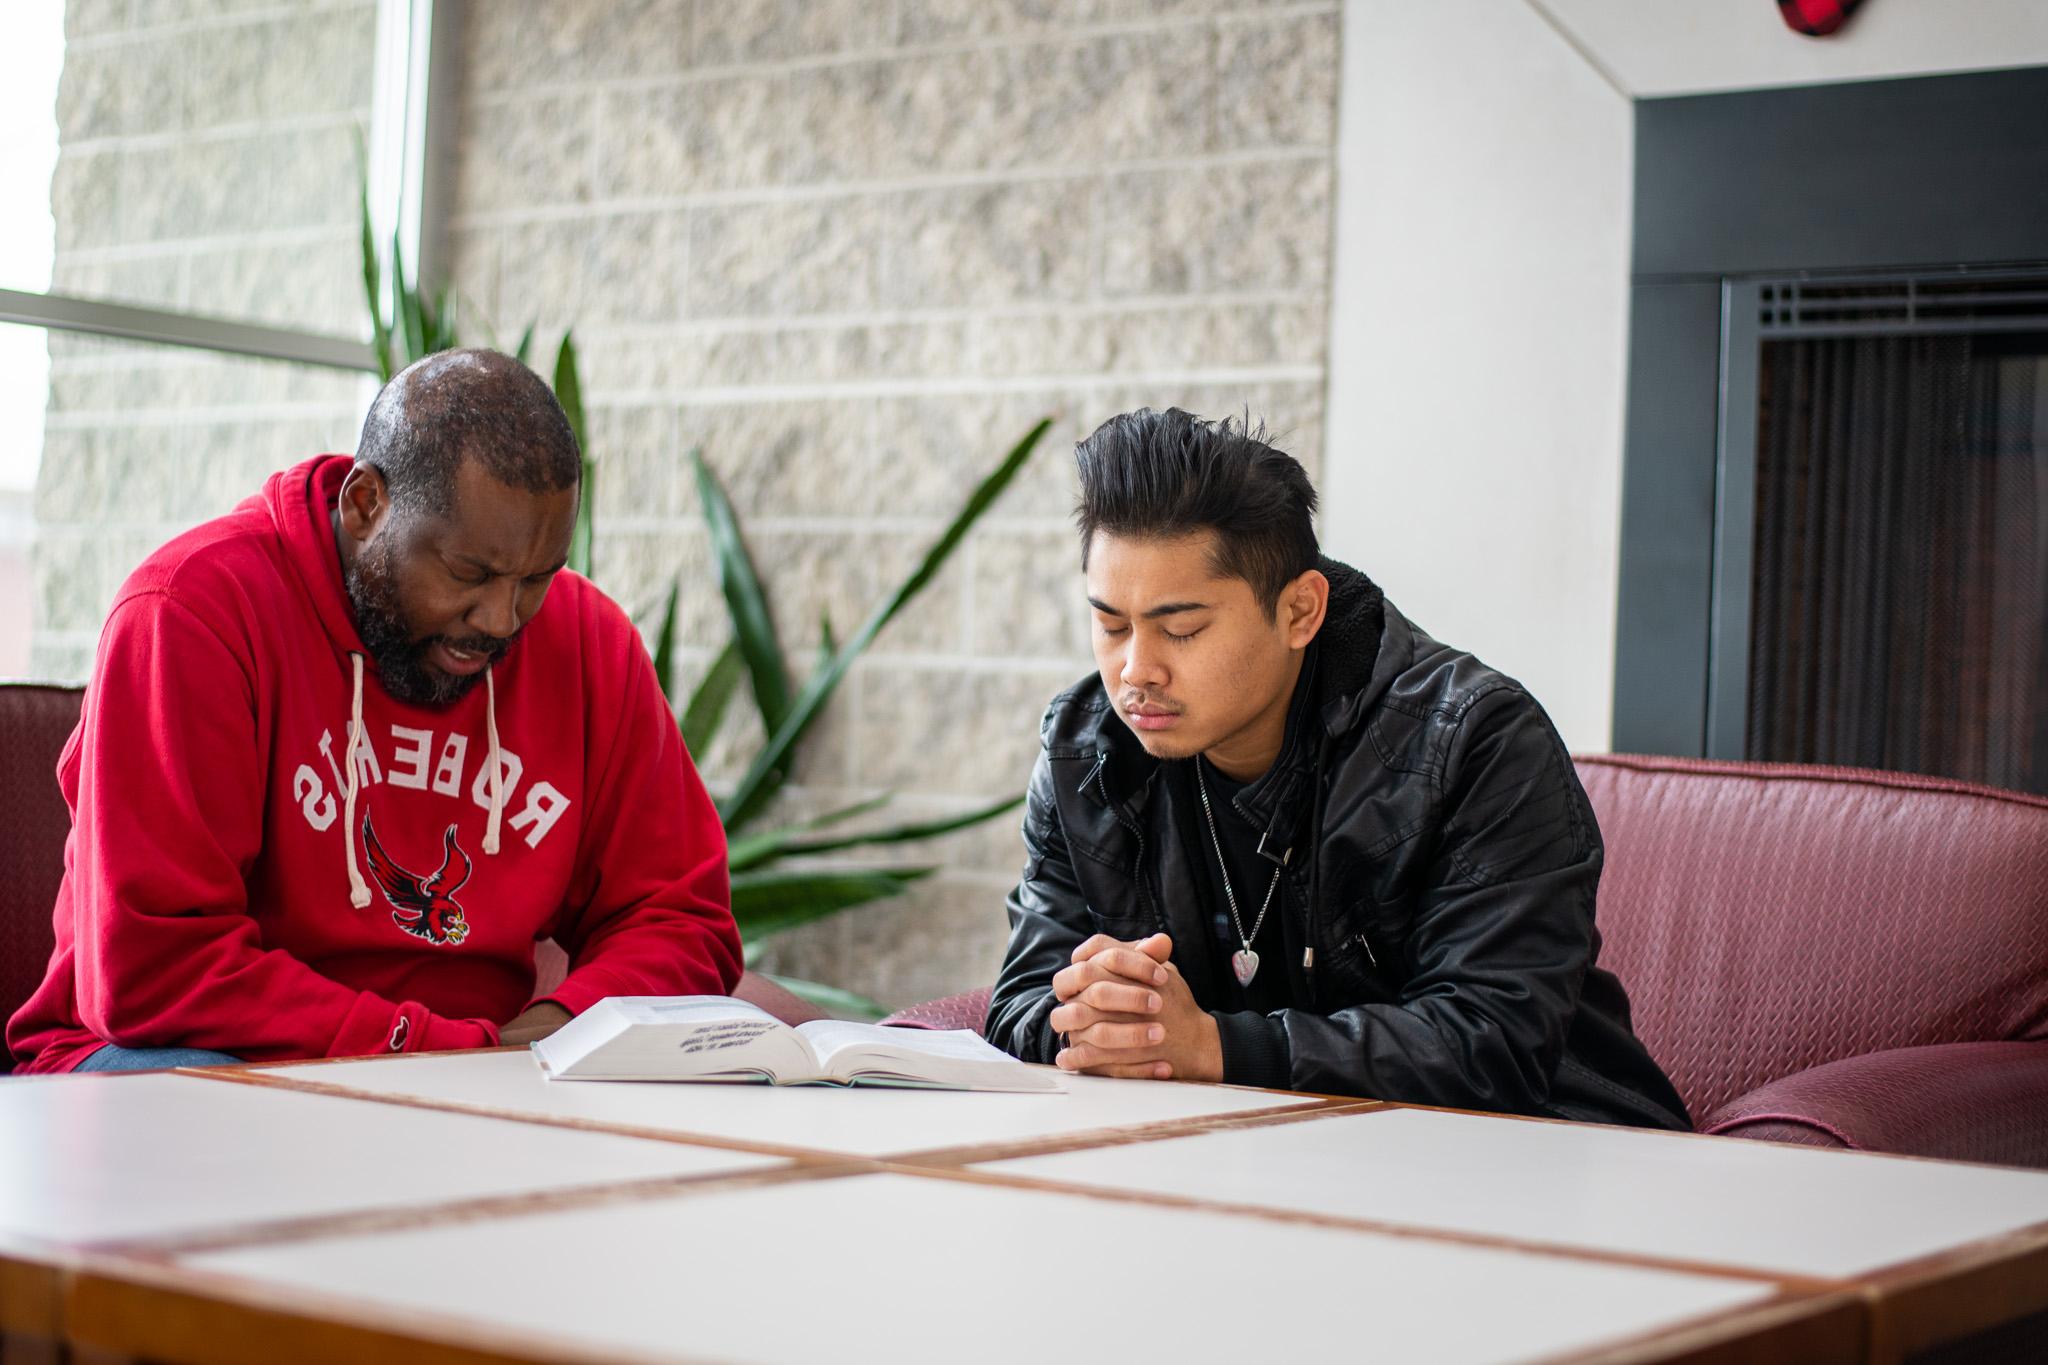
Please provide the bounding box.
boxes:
[179,1063,847,1162]
[1853,1218,2048,1363]
[883,1161,1845,1293]
[178,1062,1364,1165]
[1525,1288,1867,1365]
[1373,1099,2048,1174]
[54,1184,1872,1365]
[0,1253,64,1342]
[878,1096,1376,1166]
[89,1161,876,1262]
[66,1256,666,1365]
[194,1044,531,1071]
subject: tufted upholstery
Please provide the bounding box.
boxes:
[1577,755,2048,1139]
[885,754,2048,1164]
[881,988,992,1034]
[0,685,80,1072]
[1699,1041,2048,1165]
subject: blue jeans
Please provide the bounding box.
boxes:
[75,1044,242,1072]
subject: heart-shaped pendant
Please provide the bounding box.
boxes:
[1232,948,1260,987]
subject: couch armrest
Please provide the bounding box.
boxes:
[1701,1041,2048,1168]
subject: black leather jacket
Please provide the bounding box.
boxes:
[986,560,1690,1130]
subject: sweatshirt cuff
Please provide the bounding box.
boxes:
[1212,1010,1291,1090]
[417,1011,499,1053]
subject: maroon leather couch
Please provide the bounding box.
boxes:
[883,754,2048,1167]
[0,683,817,1072]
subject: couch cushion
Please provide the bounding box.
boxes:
[0,685,82,1067]
[1577,754,2048,1121]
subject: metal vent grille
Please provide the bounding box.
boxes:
[1756,267,2048,338]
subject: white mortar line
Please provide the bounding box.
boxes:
[57,227,359,263]
[570,288,1322,338]
[582,366,1323,407]
[44,404,362,429]
[446,145,1332,226]
[846,652,1084,677]
[63,0,373,52]
[63,111,368,156]
[592,516,1076,536]
[460,2,1341,107]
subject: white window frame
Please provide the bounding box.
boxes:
[3,0,459,378]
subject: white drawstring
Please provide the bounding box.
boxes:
[483,663,503,854]
[344,653,504,898]
[343,652,371,908]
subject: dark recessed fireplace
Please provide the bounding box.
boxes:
[1719,270,2048,792]
[1615,67,2048,793]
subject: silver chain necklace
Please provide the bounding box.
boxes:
[1196,758,1282,987]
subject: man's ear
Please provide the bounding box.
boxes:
[336,463,390,543]
[1282,568,1329,650]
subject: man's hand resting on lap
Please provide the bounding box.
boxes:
[1049,933,1222,1082]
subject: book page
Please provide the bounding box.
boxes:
[799,1022,1008,1066]
[610,997,780,1028]
[536,996,817,1082]
[796,1021,1062,1092]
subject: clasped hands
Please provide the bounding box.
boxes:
[1050,932,1222,1082]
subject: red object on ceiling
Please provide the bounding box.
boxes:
[1778,0,1867,37]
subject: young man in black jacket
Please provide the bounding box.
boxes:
[985,408,1689,1129]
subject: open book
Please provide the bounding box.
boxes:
[531,996,1065,1093]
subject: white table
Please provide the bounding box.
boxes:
[171,1173,1794,1365]
[3,1048,2042,1363]
[0,1069,782,1248]
[237,1048,1339,1159]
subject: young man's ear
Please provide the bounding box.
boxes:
[336,463,390,541]
[1282,569,1329,650]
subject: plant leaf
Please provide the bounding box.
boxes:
[818,609,836,659]
[725,792,896,872]
[722,418,1051,830]
[551,331,586,449]
[679,637,745,757]
[650,577,681,703]
[757,974,889,1021]
[394,228,426,365]
[513,322,536,367]
[553,333,597,578]
[730,867,931,943]
[357,175,392,382]
[762,792,1024,862]
[691,449,792,772]
[429,286,458,353]
[422,287,454,358]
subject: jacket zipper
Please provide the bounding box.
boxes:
[1092,751,1156,927]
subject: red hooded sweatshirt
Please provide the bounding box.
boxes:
[7,456,741,1073]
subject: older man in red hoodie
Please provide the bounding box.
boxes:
[8,349,741,1073]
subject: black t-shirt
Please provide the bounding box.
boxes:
[1192,758,1291,1015]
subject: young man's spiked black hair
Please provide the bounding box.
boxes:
[1074,407,1319,617]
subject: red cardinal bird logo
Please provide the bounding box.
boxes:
[361,814,474,946]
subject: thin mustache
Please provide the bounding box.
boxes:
[1120,695,1181,714]
[439,635,514,658]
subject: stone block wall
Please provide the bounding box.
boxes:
[31,0,375,680]
[34,0,1342,1008]
[452,0,1342,1006]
